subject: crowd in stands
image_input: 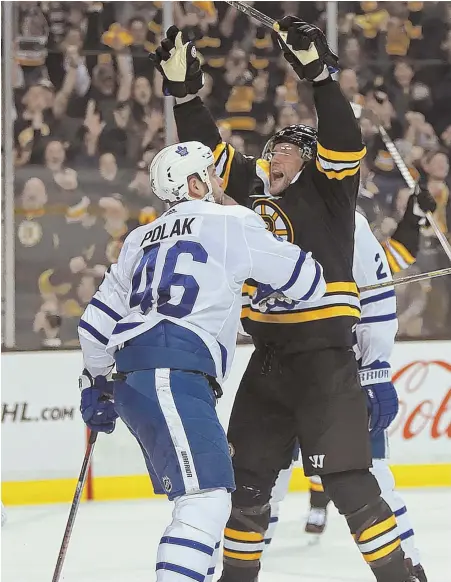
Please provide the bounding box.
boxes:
[9,1,451,348]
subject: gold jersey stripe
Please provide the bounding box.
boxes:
[317,143,366,162]
[256,158,270,178]
[358,515,397,543]
[383,244,402,274]
[315,160,360,180]
[224,528,263,542]
[213,142,227,162]
[388,238,416,265]
[242,283,256,296]
[241,305,360,323]
[309,480,324,492]
[326,281,358,295]
[362,538,401,563]
[224,550,262,561]
[222,145,236,190]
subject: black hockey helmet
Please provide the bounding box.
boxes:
[262,124,318,162]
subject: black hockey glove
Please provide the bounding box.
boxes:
[150,26,204,98]
[274,16,339,82]
[415,186,437,215]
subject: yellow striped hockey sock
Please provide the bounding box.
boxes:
[221,505,270,582]
[347,498,410,581]
[223,527,264,564]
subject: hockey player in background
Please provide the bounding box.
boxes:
[77,141,326,582]
[152,16,420,582]
[265,189,437,582]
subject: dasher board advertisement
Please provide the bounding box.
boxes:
[2,341,450,504]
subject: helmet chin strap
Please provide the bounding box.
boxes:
[184,172,214,203]
[201,170,214,202]
[191,170,214,202]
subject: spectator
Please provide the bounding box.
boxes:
[275,106,300,132]
[388,59,433,124]
[7,1,451,349]
[126,15,158,79]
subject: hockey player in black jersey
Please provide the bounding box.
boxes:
[152,17,419,582]
[264,188,436,582]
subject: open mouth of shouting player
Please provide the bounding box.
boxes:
[262,126,318,196]
[268,143,305,195]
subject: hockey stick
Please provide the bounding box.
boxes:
[359,266,451,293]
[224,1,276,29]
[51,430,98,582]
[371,123,451,264]
[225,1,451,278]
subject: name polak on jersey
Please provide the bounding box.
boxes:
[141,217,196,246]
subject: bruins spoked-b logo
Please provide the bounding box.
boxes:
[252,198,294,242]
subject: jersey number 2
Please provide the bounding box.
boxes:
[375,253,388,280]
[130,241,208,318]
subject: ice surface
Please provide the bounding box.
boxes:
[1,490,450,581]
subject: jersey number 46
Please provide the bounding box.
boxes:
[130,241,207,318]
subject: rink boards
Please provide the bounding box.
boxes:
[2,341,450,505]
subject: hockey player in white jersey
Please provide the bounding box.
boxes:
[78,140,326,582]
[264,211,427,582]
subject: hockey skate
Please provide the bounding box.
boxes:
[405,558,427,582]
[304,506,327,535]
[402,558,427,582]
[413,564,427,582]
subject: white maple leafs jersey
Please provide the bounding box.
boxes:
[353,212,398,367]
[79,200,325,381]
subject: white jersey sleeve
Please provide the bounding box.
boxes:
[353,212,398,366]
[78,239,132,377]
[240,210,326,302]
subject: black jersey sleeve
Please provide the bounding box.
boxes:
[382,196,418,273]
[173,96,258,206]
[311,78,366,204]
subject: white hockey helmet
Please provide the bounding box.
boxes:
[150,141,215,204]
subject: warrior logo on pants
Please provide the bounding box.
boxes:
[309,454,325,469]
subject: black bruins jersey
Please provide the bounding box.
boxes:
[382,195,419,274]
[356,186,417,273]
[175,79,366,351]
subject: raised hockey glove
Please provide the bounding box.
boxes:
[359,361,399,438]
[413,185,437,224]
[150,26,204,98]
[251,283,298,313]
[416,186,437,214]
[274,16,339,82]
[79,370,118,434]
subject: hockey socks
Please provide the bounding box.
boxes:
[347,497,410,581]
[220,504,270,582]
[157,489,230,582]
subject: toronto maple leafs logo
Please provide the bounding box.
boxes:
[175,145,188,157]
